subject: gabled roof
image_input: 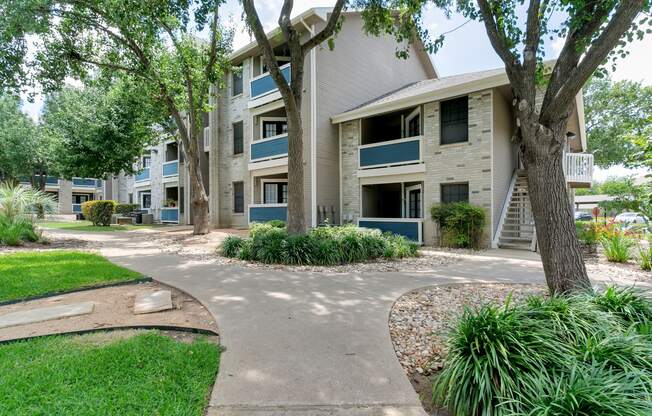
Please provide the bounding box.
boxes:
[331,67,508,124]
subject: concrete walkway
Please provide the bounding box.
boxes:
[45,230,551,415]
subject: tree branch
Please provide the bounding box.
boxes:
[301,0,346,54]
[541,0,645,124]
[523,0,541,74]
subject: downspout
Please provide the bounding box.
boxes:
[302,19,317,228]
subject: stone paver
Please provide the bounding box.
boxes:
[133,290,173,314]
[46,229,648,415]
[0,302,95,329]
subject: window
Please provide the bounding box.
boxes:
[408,189,421,218]
[262,119,287,139]
[441,96,468,144]
[128,193,133,204]
[142,155,152,168]
[233,121,243,155]
[233,182,244,213]
[441,183,469,204]
[232,65,243,96]
[405,108,420,138]
[263,182,288,204]
[140,192,152,209]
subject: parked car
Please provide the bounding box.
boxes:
[614,212,649,224]
[574,212,594,221]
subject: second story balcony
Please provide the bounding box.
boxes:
[135,167,150,183]
[564,153,593,188]
[250,134,289,163]
[72,178,100,188]
[358,136,422,169]
[163,160,179,177]
[250,63,291,101]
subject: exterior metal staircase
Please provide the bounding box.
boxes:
[495,170,537,251]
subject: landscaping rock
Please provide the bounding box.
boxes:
[133,290,173,314]
[0,302,95,329]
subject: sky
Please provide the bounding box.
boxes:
[21,1,652,181]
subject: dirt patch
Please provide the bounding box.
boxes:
[0,281,217,342]
[585,252,651,283]
[0,234,97,254]
[389,283,547,415]
[156,228,249,260]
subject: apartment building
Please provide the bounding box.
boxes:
[20,176,105,215]
[332,67,592,248]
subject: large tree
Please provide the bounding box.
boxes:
[0,95,36,181]
[241,0,346,235]
[584,76,652,169]
[0,0,232,234]
[41,81,164,179]
[357,0,651,293]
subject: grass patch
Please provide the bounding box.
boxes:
[0,251,142,302]
[38,220,165,232]
[0,331,219,415]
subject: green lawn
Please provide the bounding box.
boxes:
[0,251,142,302]
[0,331,219,415]
[38,220,166,232]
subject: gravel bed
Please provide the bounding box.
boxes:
[0,234,97,254]
[585,253,651,283]
[389,283,547,376]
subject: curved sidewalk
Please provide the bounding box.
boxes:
[52,230,548,416]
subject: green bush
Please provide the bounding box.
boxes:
[601,233,634,262]
[575,220,600,250]
[219,222,419,265]
[638,238,652,271]
[115,203,139,215]
[431,202,486,249]
[434,288,652,416]
[81,200,117,226]
[0,216,40,246]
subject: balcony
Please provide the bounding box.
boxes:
[564,153,593,188]
[72,178,97,187]
[163,160,179,177]
[161,207,179,223]
[250,63,291,100]
[357,218,423,243]
[250,134,289,163]
[72,203,82,213]
[359,137,422,169]
[135,168,150,182]
[249,203,287,223]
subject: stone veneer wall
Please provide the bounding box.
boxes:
[340,89,495,247]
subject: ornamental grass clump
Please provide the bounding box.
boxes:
[601,232,634,263]
[0,182,54,245]
[219,222,419,265]
[434,287,652,416]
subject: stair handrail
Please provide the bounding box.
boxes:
[492,169,518,248]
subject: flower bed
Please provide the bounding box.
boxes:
[220,222,419,265]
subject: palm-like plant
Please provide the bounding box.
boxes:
[0,181,57,221]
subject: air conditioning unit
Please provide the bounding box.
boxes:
[203,127,211,152]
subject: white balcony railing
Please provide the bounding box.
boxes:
[564,153,593,185]
[203,126,211,152]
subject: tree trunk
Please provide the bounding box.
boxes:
[36,172,46,219]
[286,98,306,235]
[186,134,210,235]
[522,123,592,294]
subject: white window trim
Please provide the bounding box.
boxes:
[140,191,152,212]
[404,184,423,219]
[258,56,291,75]
[260,178,288,205]
[259,116,288,140]
[404,107,421,138]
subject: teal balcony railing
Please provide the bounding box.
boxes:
[357,218,423,243]
[163,161,179,177]
[72,178,97,187]
[248,204,287,223]
[161,207,179,223]
[250,134,288,163]
[250,63,291,100]
[135,168,150,182]
[358,137,422,169]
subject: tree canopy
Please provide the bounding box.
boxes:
[584,76,652,169]
[0,95,36,180]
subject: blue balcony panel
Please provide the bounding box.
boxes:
[135,168,150,182]
[163,161,179,177]
[358,219,421,242]
[73,178,96,187]
[46,176,59,185]
[249,205,288,223]
[72,204,82,213]
[251,135,288,161]
[359,139,420,168]
[161,208,179,223]
[250,64,291,99]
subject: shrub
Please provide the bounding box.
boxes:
[431,202,486,249]
[0,182,57,221]
[601,232,633,263]
[220,222,419,265]
[266,219,286,229]
[575,220,600,251]
[0,216,40,246]
[220,236,245,258]
[638,238,652,271]
[434,287,652,416]
[115,203,139,215]
[81,200,117,226]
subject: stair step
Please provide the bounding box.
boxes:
[499,242,532,250]
[500,236,533,242]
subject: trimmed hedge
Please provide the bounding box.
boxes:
[431,202,486,249]
[81,200,117,226]
[115,203,139,215]
[220,223,419,265]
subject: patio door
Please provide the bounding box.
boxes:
[405,184,422,219]
[404,107,421,138]
[140,191,151,213]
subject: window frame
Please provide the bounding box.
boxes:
[233,181,244,213]
[440,182,469,204]
[261,180,288,204]
[232,65,243,97]
[233,121,244,155]
[404,107,421,138]
[259,117,288,140]
[440,96,469,145]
